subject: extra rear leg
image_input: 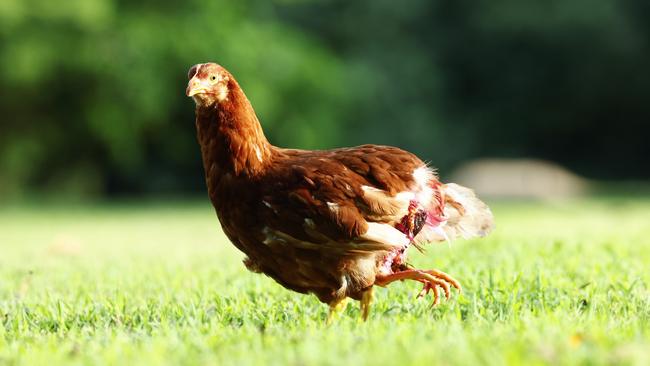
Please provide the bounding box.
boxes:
[375,268,461,306]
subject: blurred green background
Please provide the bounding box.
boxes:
[1,0,649,199]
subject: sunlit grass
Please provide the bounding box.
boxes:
[1,199,649,365]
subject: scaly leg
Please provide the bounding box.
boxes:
[375,268,461,306]
[360,287,374,321]
[326,297,348,325]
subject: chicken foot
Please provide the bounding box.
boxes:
[326,297,349,325]
[375,268,462,306]
[360,287,374,321]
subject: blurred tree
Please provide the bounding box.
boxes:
[0,0,350,197]
[281,0,650,180]
[0,0,648,198]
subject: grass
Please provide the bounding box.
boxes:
[1,198,649,365]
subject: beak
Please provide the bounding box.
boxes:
[186,77,209,97]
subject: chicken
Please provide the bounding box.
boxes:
[186,63,494,321]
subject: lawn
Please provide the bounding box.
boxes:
[1,199,649,365]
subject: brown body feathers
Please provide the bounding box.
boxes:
[188,63,494,314]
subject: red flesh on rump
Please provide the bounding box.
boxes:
[387,180,447,273]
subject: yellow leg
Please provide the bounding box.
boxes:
[326,297,348,325]
[360,287,374,321]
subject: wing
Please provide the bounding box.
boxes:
[257,145,440,255]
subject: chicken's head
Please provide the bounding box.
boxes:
[186,63,231,107]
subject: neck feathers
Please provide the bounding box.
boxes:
[195,79,273,177]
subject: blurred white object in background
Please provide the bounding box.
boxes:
[450,158,588,200]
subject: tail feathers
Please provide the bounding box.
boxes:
[442,183,494,240]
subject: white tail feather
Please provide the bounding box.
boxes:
[442,183,494,239]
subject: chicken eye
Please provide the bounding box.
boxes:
[210,75,217,82]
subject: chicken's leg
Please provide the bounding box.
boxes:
[375,269,461,306]
[360,287,374,321]
[326,297,348,325]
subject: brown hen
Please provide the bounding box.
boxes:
[186,63,494,321]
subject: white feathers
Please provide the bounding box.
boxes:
[262,200,278,214]
[395,191,416,202]
[362,185,413,206]
[361,222,410,248]
[262,226,284,246]
[412,166,432,186]
[326,202,340,214]
[412,166,436,207]
[361,185,381,193]
[359,166,434,217]
[360,185,411,221]
[432,225,450,242]
[253,145,263,163]
[358,165,492,246]
[414,224,448,244]
[304,218,316,229]
[442,183,495,239]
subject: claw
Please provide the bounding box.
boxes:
[377,268,461,308]
[417,281,440,306]
[438,278,451,300]
[416,281,429,299]
[425,268,462,293]
[417,272,451,300]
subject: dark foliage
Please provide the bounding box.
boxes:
[1,0,648,197]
